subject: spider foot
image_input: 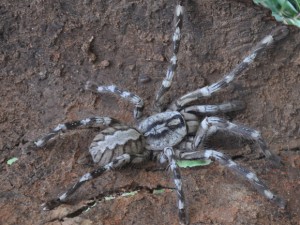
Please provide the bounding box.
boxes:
[84,80,99,93]
[270,195,286,209]
[268,153,283,167]
[270,26,289,42]
[41,198,63,211]
[21,141,38,155]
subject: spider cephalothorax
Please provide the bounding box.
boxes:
[27,1,289,224]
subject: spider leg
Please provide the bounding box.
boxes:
[85,81,144,119]
[27,116,118,150]
[42,153,131,210]
[171,26,289,110]
[180,100,245,115]
[177,149,286,209]
[155,1,184,110]
[180,100,246,136]
[193,116,281,165]
[161,147,188,225]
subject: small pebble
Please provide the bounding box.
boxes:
[138,74,152,84]
[99,60,110,68]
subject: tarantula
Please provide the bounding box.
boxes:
[27,1,289,224]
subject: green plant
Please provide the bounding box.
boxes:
[254,0,300,27]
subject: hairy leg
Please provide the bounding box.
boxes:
[193,116,281,165]
[85,81,144,119]
[171,26,289,110]
[26,116,118,151]
[161,147,188,225]
[42,153,131,210]
[178,149,285,209]
[155,1,184,110]
[180,100,245,115]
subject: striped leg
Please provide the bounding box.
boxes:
[162,147,188,225]
[155,1,184,110]
[178,150,286,209]
[85,81,144,119]
[27,117,118,150]
[171,26,289,110]
[180,100,245,115]
[193,116,281,165]
[42,154,131,210]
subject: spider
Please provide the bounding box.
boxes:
[26,1,289,224]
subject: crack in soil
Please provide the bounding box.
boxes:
[284,147,300,152]
[47,185,174,222]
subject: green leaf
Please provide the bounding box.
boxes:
[104,191,138,201]
[280,0,298,17]
[254,0,300,28]
[153,189,165,194]
[121,191,138,197]
[7,157,18,165]
[104,195,116,201]
[83,202,97,212]
[176,159,211,168]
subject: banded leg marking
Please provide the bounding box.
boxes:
[30,117,117,149]
[179,150,286,209]
[172,26,289,110]
[42,154,131,210]
[181,100,245,115]
[155,1,184,109]
[193,116,281,165]
[162,147,188,225]
[85,81,144,119]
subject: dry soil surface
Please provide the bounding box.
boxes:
[1,0,300,225]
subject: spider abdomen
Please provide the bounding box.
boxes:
[89,124,145,165]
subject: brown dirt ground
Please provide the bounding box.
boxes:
[1,0,300,224]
